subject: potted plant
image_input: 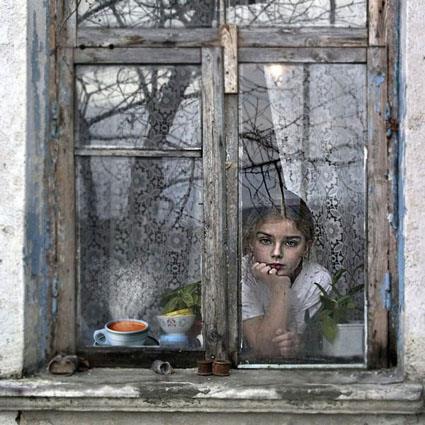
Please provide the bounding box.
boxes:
[157,281,202,347]
[160,280,201,318]
[314,268,364,358]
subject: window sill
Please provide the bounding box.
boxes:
[0,368,423,415]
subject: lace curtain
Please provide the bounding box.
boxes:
[240,63,366,289]
[76,66,203,345]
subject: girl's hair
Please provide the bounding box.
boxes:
[242,190,314,254]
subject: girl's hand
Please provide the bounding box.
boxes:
[272,329,300,358]
[252,262,291,291]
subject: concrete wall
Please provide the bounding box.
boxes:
[0,413,19,425]
[401,0,425,379]
[0,0,27,377]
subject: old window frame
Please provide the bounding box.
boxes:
[52,0,398,369]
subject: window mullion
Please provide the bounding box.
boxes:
[224,92,239,364]
[369,0,388,47]
[366,46,390,368]
[53,1,77,355]
[202,47,228,360]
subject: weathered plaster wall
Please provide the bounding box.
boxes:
[0,413,19,425]
[401,0,425,379]
[16,412,425,425]
[0,0,27,377]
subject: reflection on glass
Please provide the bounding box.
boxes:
[239,63,366,364]
[227,0,366,27]
[76,66,201,149]
[78,0,216,28]
[76,157,203,348]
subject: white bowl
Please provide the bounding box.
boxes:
[157,314,195,335]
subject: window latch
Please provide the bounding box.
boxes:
[50,101,59,139]
[382,271,391,310]
[385,103,399,139]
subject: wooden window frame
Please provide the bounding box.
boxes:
[52,0,398,369]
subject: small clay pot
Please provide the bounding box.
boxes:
[197,359,213,376]
[212,360,231,376]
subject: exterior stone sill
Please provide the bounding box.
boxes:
[0,368,423,415]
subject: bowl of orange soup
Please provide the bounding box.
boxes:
[93,319,149,346]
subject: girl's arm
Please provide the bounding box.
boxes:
[243,263,294,358]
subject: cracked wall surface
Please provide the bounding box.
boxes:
[402,0,425,379]
[0,0,26,377]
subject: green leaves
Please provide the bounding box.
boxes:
[162,297,181,314]
[314,267,364,342]
[319,311,338,342]
[160,281,202,317]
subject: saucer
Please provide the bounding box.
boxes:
[159,334,189,348]
[93,335,159,347]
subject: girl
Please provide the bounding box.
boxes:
[242,190,331,359]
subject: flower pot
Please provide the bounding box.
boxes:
[212,360,231,376]
[156,314,196,348]
[322,322,364,358]
[197,359,213,376]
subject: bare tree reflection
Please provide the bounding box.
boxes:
[77,0,365,28]
[78,0,216,27]
[228,0,366,27]
[76,65,203,343]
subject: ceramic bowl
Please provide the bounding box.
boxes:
[157,314,195,335]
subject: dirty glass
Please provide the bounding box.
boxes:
[76,64,204,348]
[76,157,203,347]
[76,65,201,149]
[78,0,216,28]
[227,0,366,27]
[239,63,366,364]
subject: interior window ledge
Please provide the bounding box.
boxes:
[0,369,422,415]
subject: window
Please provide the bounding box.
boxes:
[53,0,396,369]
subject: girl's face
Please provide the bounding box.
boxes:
[250,218,310,278]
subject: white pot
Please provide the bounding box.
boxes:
[322,322,364,358]
[156,314,195,335]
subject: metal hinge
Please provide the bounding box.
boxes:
[385,103,399,139]
[51,277,59,317]
[50,101,59,139]
[382,272,391,310]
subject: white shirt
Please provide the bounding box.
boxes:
[241,256,332,333]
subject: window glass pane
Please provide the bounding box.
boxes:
[227,0,366,28]
[239,63,366,364]
[78,0,216,28]
[76,66,201,149]
[76,157,203,348]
